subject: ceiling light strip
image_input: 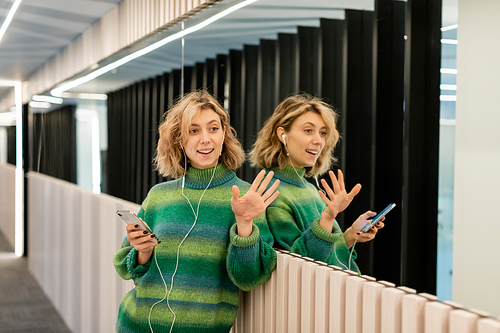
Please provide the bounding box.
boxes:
[441,24,458,32]
[32,95,63,104]
[51,0,259,96]
[440,68,457,74]
[0,0,23,44]
[441,39,458,45]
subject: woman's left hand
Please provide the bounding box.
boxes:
[319,170,361,215]
[231,170,280,237]
[344,211,385,247]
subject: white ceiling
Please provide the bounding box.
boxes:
[0,0,457,104]
[0,0,123,100]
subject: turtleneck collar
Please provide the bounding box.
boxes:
[183,163,235,190]
[270,165,308,188]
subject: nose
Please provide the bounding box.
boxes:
[312,132,322,145]
[200,130,210,144]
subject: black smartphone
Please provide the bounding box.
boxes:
[361,203,396,232]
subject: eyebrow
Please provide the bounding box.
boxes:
[301,122,327,130]
[190,119,220,127]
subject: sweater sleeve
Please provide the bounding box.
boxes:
[266,196,344,263]
[113,207,153,283]
[226,213,277,291]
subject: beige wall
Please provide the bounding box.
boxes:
[0,163,16,249]
[454,0,500,317]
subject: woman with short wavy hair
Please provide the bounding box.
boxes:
[250,94,384,273]
[114,90,279,332]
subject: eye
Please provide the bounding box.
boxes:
[189,128,198,134]
[209,126,219,132]
[320,131,328,137]
[304,128,312,134]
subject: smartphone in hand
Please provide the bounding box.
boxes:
[361,203,396,232]
[116,210,153,234]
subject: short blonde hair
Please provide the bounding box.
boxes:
[154,90,245,178]
[249,94,340,177]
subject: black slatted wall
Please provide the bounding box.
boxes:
[106,1,441,293]
[6,126,15,165]
[31,105,77,183]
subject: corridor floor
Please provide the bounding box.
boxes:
[0,230,71,333]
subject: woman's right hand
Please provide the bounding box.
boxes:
[126,222,158,264]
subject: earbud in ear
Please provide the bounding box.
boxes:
[282,134,286,145]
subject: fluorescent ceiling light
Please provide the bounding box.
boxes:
[441,39,458,45]
[440,84,457,91]
[52,91,108,100]
[441,24,458,32]
[0,111,16,125]
[440,95,457,102]
[440,119,456,126]
[51,0,259,96]
[32,95,63,104]
[0,0,22,44]
[441,68,457,74]
[29,101,51,108]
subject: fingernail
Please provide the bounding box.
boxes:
[157,240,161,244]
[150,234,156,238]
[134,224,139,228]
[143,230,148,234]
[356,232,360,235]
[376,222,380,225]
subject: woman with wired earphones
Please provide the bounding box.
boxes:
[113,90,279,333]
[249,94,384,273]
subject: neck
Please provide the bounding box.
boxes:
[270,165,307,188]
[183,164,235,190]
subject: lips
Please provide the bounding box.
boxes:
[197,148,214,155]
[306,149,319,155]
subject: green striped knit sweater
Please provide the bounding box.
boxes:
[113,164,277,333]
[266,166,360,273]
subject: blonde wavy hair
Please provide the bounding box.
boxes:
[154,90,245,178]
[249,94,340,177]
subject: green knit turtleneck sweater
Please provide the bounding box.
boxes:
[114,164,277,333]
[265,165,360,273]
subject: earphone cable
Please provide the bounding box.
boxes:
[147,152,217,333]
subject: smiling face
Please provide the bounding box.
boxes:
[184,108,224,170]
[281,111,328,169]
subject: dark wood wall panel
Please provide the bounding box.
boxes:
[204,59,215,94]
[31,105,77,183]
[257,39,277,128]
[241,45,259,181]
[402,0,441,294]
[297,27,320,96]
[214,54,228,102]
[135,81,145,203]
[6,126,15,165]
[192,63,205,91]
[275,33,297,101]
[227,50,244,179]
[342,10,376,274]
[372,0,406,286]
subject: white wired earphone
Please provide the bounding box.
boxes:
[281,134,358,271]
[147,134,224,333]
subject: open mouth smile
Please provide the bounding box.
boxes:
[198,149,214,155]
[306,149,319,156]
